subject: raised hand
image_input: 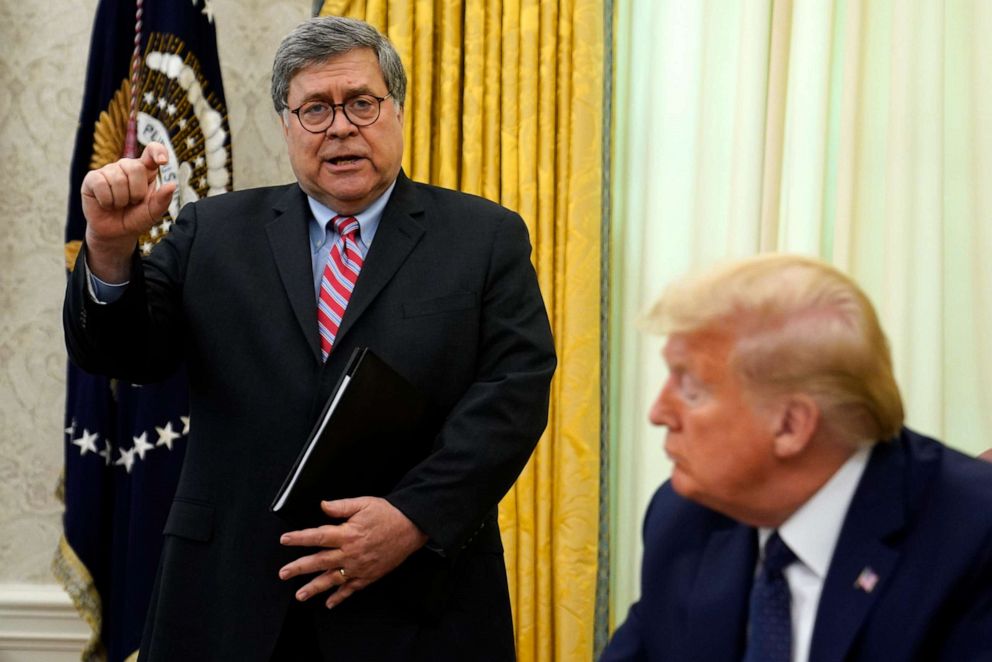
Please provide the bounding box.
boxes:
[80,142,176,281]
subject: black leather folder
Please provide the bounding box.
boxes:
[270,347,429,527]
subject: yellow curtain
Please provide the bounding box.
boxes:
[319,2,603,659]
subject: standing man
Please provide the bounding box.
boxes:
[65,16,555,661]
[602,254,992,661]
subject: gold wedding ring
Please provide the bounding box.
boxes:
[338,567,347,579]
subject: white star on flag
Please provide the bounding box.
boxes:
[116,446,137,473]
[65,419,77,436]
[143,91,155,105]
[72,429,100,456]
[156,422,182,450]
[181,416,191,435]
[98,439,112,466]
[132,432,155,460]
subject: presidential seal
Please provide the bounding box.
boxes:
[91,32,231,255]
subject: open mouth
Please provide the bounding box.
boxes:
[327,156,362,165]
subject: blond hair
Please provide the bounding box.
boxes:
[644,253,904,445]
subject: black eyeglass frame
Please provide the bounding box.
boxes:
[287,94,392,133]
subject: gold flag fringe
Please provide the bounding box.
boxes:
[52,535,107,662]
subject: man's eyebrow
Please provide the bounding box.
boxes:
[302,85,380,102]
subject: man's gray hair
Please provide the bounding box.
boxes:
[270,16,407,113]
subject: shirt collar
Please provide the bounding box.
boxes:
[758,445,872,578]
[306,179,396,247]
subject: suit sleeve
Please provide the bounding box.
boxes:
[599,603,650,662]
[63,206,196,383]
[384,209,556,555]
[599,489,666,661]
[935,526,992,661]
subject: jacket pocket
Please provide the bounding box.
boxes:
[403,292,478,318]
[163,498,214,542]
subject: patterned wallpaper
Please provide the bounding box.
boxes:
[0,0,308,583]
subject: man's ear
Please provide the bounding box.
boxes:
[771,394,820,458]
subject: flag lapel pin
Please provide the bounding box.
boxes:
[853,566,879,593]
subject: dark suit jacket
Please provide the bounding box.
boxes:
[602,428,992,662]
[64,172,556,661]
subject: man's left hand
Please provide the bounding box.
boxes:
[278,496,428,609]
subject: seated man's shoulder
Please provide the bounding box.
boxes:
[901,427,992,506]
[894,429,992,567]
[643,482,743,548]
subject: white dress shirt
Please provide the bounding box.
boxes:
[305,180,393,297]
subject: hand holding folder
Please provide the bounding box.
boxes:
[271,347,429,527]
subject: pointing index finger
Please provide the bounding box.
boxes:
[140,142,169,174]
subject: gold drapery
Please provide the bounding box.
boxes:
[319,2,603,658]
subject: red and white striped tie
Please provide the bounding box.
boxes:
[317,215,364,361]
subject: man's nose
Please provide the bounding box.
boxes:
[325,107,358,137]
[649,379,678,429]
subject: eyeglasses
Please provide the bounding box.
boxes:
[287,94,391,133]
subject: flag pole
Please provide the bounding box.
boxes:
[123,0,143,158]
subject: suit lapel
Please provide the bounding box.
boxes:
[809,441,908,662]
[332,172,425,347]
[265,185,322,362]
[685,524,757,662]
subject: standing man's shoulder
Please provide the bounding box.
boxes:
[170,184,307,244]
[188,182,303,215]
[402,177,524,229]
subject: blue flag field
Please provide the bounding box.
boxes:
[55,2,231,660]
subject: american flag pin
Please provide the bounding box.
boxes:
[854,567,879,593]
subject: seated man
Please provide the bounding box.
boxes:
[602,254,992,662]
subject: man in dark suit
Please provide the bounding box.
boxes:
[64,16,555,661]
[602,254,992,662]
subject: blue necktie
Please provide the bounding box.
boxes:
[744,532,797,662]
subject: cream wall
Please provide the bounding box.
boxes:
[0,0,308,605]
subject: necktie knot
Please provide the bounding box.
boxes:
[762,532,797,575]
[317,215,364,362]
[333,215,360,239]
